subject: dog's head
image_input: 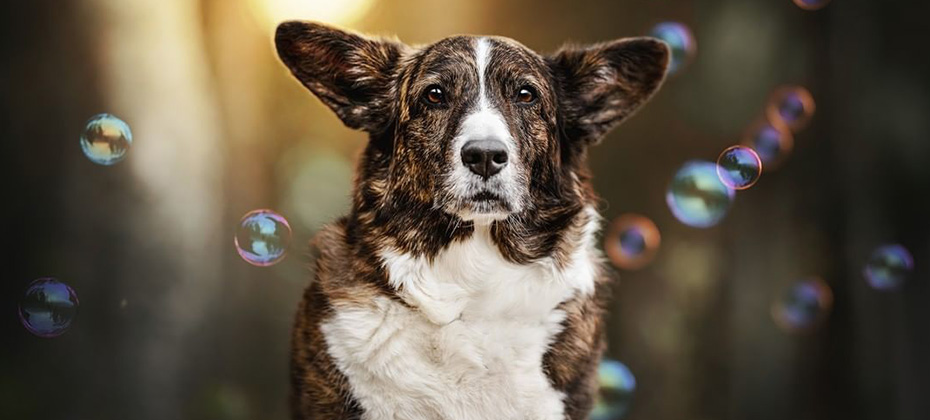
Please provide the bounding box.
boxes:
[276,22,668,255]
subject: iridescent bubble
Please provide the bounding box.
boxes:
[863,244,914,291]
[742,119,794,170]
[766,86,815,132]
[19,278,79,338]
[79,113,133,165]
[716,146,763,190]
[793,0,831,11]
[666,160,735,228]
[605,214,661,270]
[649,22,696,76]
[235,209,292,266]
[591,359,636,420]
[772,277,833,333]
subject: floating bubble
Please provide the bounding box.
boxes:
[666,160,735,228]
[863,244,914,291]
[793,0,831,11]
[772,277,833,333]
[79,113,133,165]
[591,359,636,420]
[742,119,794,170]
[649,22,697,76]
[19,278,79,338]
[716,146,763,190]
[235,209,292,266]
[766,86,815,132]
[605,214,661,270]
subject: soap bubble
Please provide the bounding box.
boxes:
[19,278,79,338]
[591,359,636,420]
[742,119,794,170]
[716,146,763,190]
[666,160,735,228]
[793,0,831,11]
[772,277,833,333]
[649,22,696,76]
[605,214,661,270]
[79,113,133,165]
[766,86,815,132]
[235,209,292,266]
[863,244,914,291]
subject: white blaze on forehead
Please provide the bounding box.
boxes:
[476,37,492,110]
[458,37,512,150]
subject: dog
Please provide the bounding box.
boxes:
[275,21,669,420]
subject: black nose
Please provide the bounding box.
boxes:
[461,140,508,179]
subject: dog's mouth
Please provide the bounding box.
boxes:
[442,189,514,223]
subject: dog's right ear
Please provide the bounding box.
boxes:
[275,21,406,133]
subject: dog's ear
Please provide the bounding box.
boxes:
[547,37,670,145]
[275,21,406,132]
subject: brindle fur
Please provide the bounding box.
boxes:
[276,21,669,420]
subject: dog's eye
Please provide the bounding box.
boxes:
[515,86,537,105]
[423,85,445,106]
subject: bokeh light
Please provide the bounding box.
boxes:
[604,214,661,270]
[741,118,794,169]
[591,359,637,420]
[716,146,763,190]
[235,209,292,267]
[793,0,832,11]
[19,278,79,338]
[766,86,816,132]
[863,244,914,291]
[649,22,697,76]
[772,277,833,333]
[666,160,735,228]
[247,0,375,29]
[79,113,133,165]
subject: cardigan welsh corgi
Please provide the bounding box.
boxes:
[275,21,669,420]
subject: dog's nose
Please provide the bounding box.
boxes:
[461,140,508,179]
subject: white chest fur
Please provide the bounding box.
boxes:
[320,211,600,420]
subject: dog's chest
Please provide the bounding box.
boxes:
[321,228,597,420]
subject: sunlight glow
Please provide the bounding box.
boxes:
[248,0,375,28]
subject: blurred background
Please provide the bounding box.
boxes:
[2,0,929,419]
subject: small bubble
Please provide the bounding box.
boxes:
[591,359,636,420]
[863,244,914,291]
[793,0,831,11]
[772,277,833,333]
[19,278,79,338]
[649,22,697,76]
[666,160,735,228]
[605,214,661,270]
[742,119,794,170]
[766,86,815,132]
[716,146,763,190]
[80,113,133,165]
[235,209,292,267]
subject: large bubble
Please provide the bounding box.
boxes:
[19,278,79,338]
[716,146,762,190]
[79,113,133,165]
[772,277,833,333]
[649,22,696,76]
[604,214,661,270]
[863,244,914,291]
[666,160,735,228]
[591,359,637,420]
[235,209,292,266]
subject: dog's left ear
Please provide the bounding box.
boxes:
[547,37,670,145]
[275,21,406,133]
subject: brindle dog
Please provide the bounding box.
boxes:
[276,21,668,420]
